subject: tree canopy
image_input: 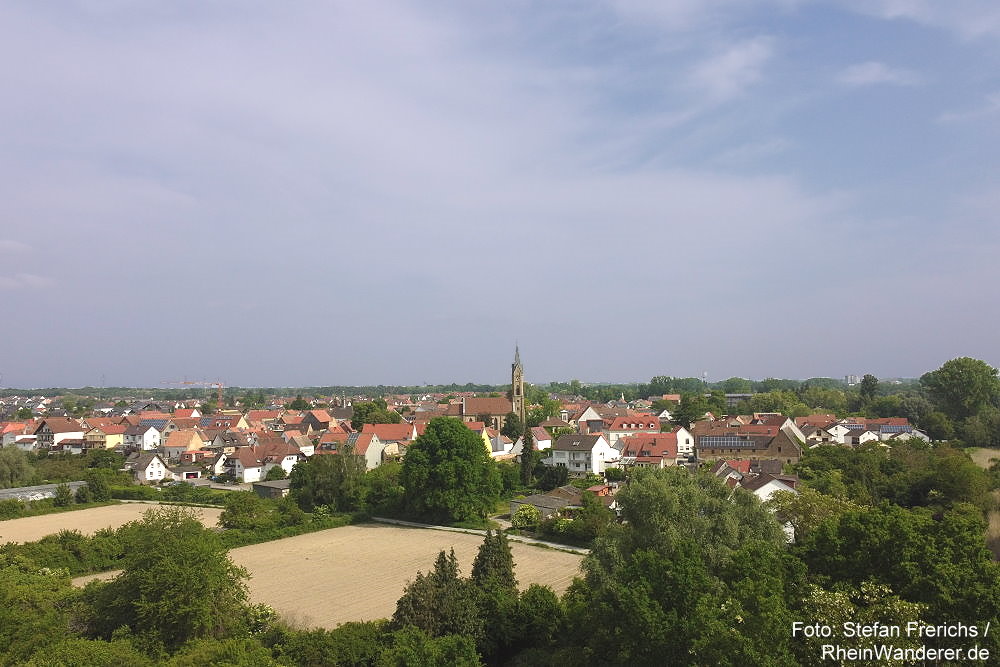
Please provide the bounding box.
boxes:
[82,507,250,650]
[400,417,501,524]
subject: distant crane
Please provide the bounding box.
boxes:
[162,379,225,409]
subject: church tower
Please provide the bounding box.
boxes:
[512,345,525,425]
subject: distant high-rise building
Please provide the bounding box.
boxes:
[512,346,525,425]
[845,375,860,386]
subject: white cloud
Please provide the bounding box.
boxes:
[837,61,921,87]
[687,36,774,102]
[0,273,53,290]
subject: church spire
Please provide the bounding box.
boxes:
[511,345,525,425]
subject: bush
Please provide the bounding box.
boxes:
[53,484,72,507]
[0,498,25,519]
[511,504,541,530]
[75,485,92,504]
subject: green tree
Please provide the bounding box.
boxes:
[378,626,481,667]
[470,530,519,661]
[0,562,77,663]
[15,407,34,420]
[364,461,405,515]
[670,393,710,428]
[277,621,388,666]
[86,449,124,470]
[84,470,113,501]
[921,357,1000,421]
[24,638,154,667]
[500,412,524,441]
[391,549,482,643]
[263,465,287,481]
[0,445,35,489]
[859,373,879,403]
[219,491,275,531]
[351,399,402,430]
[519,430,536,486]
[793,582,926,667]
[400,417,501,524]
[290,443,367,512]
[766,486,859,540]
[53,483,72,507]
[82,507,250,650]
[563,467,794,665]
[74,484,92,504]
[288,394,310,411]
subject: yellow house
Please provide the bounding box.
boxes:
[84,425,126,451]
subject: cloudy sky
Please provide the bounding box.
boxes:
[1,1,998,388]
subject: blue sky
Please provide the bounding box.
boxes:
[1,1,998,387]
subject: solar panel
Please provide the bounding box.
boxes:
[700,436,759,449]
[880,424,912,433]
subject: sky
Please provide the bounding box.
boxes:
[1,0,999,388]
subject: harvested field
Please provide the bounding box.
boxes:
[969,447,1000,470]
[0,504,223,544]
[75,523,584,629]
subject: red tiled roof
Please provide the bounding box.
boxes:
[619,433,678,460]
[361,423,414,442]
[606,415,660,431]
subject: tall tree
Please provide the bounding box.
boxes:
[921,357,1000,421]
[400,417,501,524]
[391,549,482,643]
[500,412,524,441]
[289,443,367,512]
[859,374,879,403]
[563,467,794,665]
[519,429,536,486]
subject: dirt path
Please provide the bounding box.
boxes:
[0,504,223,544]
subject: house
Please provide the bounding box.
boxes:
[32,418,84,450]
[162,429,206,460]
[220,447,265,483]
[544,434,619,475]
[738,473,798,503]
[284,432,315,457]
[173,407,201,419]
[126,452,169,484]
[339,432,385,470]
[199,414,250,431]
[257,438,305,476]
[617,432,682,468]
[83,424,126,452]
[694,422,803,465]
[301,409,332,432]
[1,422,28,447]
[123,424,160,452]
[603,414,661,447]
[361,422,417,444]
[488,431,515,459]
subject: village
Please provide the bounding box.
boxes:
[0,350,933,524]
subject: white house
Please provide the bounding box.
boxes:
[544,434,618,475]
[126,452,169,484]
[124,424,161,452]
